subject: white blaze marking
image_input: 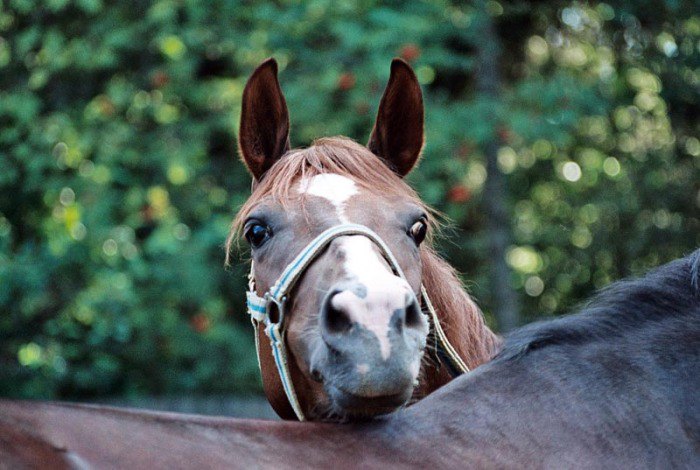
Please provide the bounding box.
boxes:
[299,173,417,363]
[298,174,357,222]
[331,237,412,360]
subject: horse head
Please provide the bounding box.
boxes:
[228,58,499,421]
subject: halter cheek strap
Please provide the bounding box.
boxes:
[246,223,468,421]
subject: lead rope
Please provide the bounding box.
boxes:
[246,223,468,421]
[421,286,469,375]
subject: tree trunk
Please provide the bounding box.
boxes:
[474,4,521,331]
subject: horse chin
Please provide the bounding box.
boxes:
[324,384,413,421]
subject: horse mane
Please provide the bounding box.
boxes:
[226,136,499,365]
[498,249,700,362]
[421,249,501,367]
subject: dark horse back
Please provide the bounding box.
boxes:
[402,250,700,468]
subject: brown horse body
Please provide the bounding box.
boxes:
[231,59,499,421]
[3,251,698,468]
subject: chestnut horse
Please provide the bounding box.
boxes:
[2,251,698,467]
[228,58,499,421]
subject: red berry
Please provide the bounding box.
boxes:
[456,143,472,159]
[337,73,356,91]
[448,185,471,203]
[152,71,169,88]
[190,313,211,333]
[497,126,511,142]
[400,44,421,62]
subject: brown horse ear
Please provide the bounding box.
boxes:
[238,58,291,180]
[367,58,424,177]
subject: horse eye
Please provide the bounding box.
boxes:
[409,220,427,245]
[245,223,272,248]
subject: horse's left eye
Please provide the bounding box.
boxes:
[409,220,427,245]
[245,223,272,248]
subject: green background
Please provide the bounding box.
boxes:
[1,0,698,401]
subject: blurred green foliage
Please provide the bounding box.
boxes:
[0,0,698,399]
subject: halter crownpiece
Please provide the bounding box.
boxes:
[246,223,468,421]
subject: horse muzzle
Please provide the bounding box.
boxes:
[309,280,428,417]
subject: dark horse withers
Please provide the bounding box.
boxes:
[230,59,500,421]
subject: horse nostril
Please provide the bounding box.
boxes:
[322,291,353,335]
[404,296,424,330]
[311,367,323,383]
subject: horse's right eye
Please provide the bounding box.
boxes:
[244,223,272,248]
[409,219,428,245]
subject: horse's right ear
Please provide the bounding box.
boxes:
[238,58,290,180]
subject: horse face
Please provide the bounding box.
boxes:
[237,58,429,420]
[245,177,429,419]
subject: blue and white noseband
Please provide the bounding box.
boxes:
[245,223,468,421]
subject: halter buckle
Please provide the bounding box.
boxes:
[264,292,286,327]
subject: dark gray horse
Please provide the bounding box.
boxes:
[1,250,698,468]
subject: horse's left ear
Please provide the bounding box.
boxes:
[238,58,291,181]
[367,58,424,177]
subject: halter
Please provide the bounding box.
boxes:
[245,223,469,421]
